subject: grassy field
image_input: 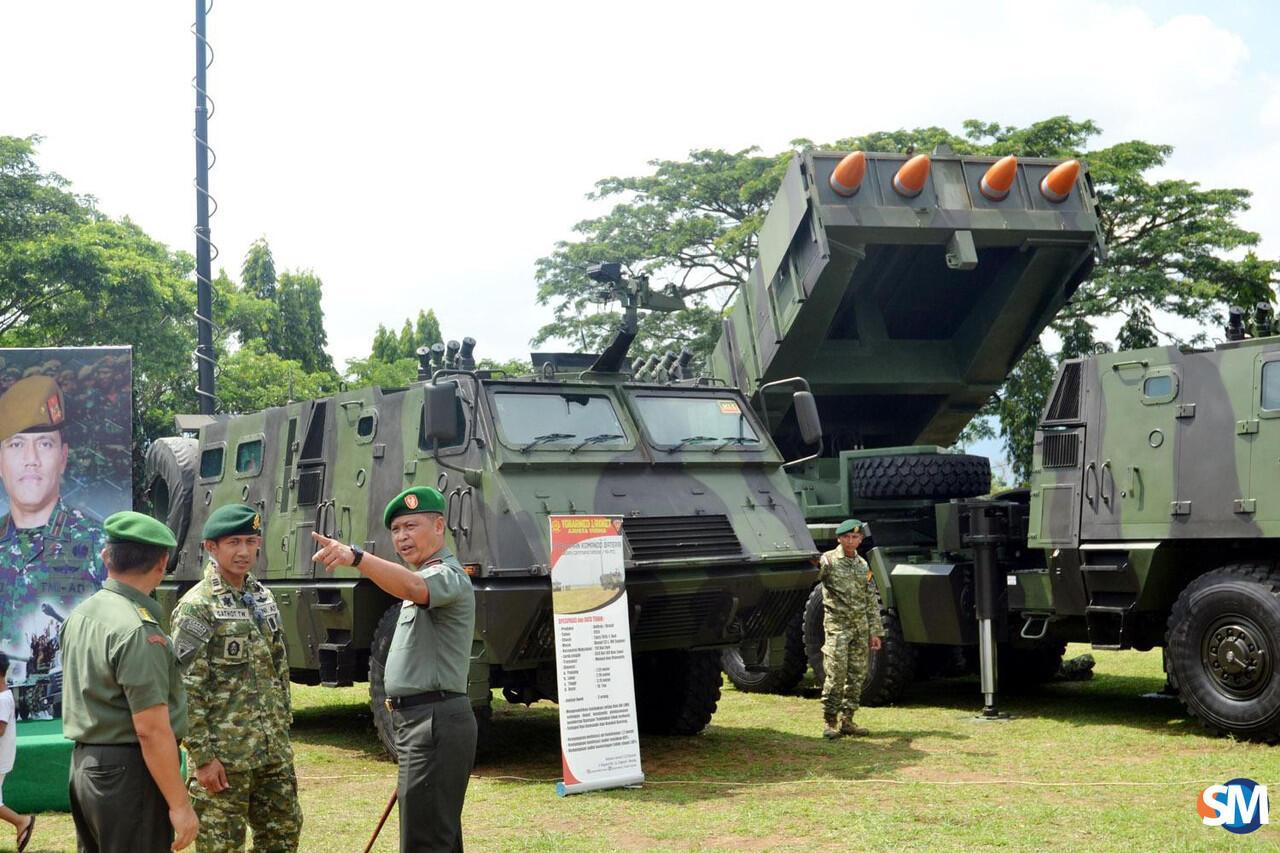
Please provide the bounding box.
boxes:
[26,645,1280,851]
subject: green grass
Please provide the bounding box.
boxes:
[25,645,1280,851]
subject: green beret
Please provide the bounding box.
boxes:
[383,486,446,528]
[105,511,178,548]
[202,503,263,540]
[835,519,864,536]
[0,375,66,443]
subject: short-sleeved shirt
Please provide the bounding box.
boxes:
[60,578,188,744]
[0,689,15,774]
[384,547,475,697]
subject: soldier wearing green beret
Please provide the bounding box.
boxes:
[817,519,883,739]
[0,376,105,690]
[60,511,198,851]
[169,504,302,852]
[312,486,476,853]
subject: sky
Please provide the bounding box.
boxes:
[3,1,1280,473]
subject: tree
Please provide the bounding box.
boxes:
[533,148,791,361]
[534,118,1280,482]
[346,310,444,389]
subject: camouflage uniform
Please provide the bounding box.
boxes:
[0,501,105,663]
[818,546,883,721]
[171,563,301,852]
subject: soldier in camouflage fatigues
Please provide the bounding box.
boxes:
[818,519,882,739]
[171,504,301,852]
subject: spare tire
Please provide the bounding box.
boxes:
[851,453,990,500]
[144,437,198,568]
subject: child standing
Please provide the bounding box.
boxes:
[0,652,35,852]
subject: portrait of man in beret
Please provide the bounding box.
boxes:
[0,349,132,719]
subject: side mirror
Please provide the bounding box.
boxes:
[423,382,460,445]
[793,390,822,447]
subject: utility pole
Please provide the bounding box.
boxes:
[194,0,216,414]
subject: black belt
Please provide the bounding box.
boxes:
[385,691,464,711]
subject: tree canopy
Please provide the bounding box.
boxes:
[533,117,1280,482]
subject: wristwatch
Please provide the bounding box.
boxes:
[349,544,365,567]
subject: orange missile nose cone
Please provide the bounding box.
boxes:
[1040,159,1079,203]
[829,151,867,197]
[980,155,1018,201]
[893,154,930,198]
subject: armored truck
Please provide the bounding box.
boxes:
[146,293,821,753]
[707,145,1280,741]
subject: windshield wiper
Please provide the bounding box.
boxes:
[520,432,576,453]
[712,436,761,453]
[570,433,625,453]
[667,435,717,453]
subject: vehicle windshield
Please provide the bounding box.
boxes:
[632,395,761,449]
[491,391,629,450]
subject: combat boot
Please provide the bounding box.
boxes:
[822,714,842,740]
[840,712,869,737]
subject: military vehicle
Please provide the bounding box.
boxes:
[145,267,822,754]
[704,146,1280,742]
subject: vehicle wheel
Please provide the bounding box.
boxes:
[143,437,198,569]
[1165,563,1280,741]
[368,603,401,760]
[803,584,828,685]
[862,610,917,705]
[998,639,1067,689]
[720,606,807,694]
[633,650,721,735]
[851,453,990,500]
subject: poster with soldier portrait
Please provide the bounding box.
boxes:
[0,346,132,719]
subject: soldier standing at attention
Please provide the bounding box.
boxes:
[311,486,476,853]
[0,375,106,659]
[818,519,883,739]
[61,511,197,851]
[170,504,302,852]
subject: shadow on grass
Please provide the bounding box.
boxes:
[471,701,961,802]
[290,697,390,760]
[881,672,1209,739]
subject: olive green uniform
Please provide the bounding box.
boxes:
[171,564,301,853]
[385,546,476,853]
[817,546,883,719]
[61,578,188,853]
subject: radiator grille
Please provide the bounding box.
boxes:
[623,514,742,561]
[740,587,811,638]
[1044,361,1082,422]
[632,590,728,644]
[1042,432,1080,468]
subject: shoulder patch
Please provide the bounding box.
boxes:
[175,636,199,665]
[176,615,213,642]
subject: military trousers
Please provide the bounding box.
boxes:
[393,693,477,853]
[70,742,172,853]
[187,760,302,853]
[821,625,870,718]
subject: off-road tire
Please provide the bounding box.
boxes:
[1166,563,1280,742]
[804,585,915,704]
[633,650,721,735]
[368,604,402,759]
[143,437,198,569]
[720,607,807,694]
[851,453,990,500]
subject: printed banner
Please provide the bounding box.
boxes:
[0,346,133,720]
[549,515,644,796]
